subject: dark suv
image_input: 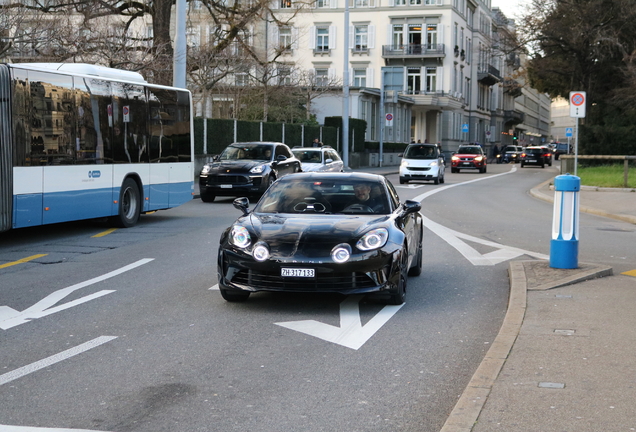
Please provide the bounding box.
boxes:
[520,146,553,168]
[553,142,571,160]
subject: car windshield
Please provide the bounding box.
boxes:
[255,178,390,215]
[458,146,481,154]
[220,144,273,161]
[292,150,323,163]
[503,146,518,152]
[403,145,437,159]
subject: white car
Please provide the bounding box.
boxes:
[292,146,344,172]
[399,143,446,185]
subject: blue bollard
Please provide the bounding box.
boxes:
[550,174,580,269]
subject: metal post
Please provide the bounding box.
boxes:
[574,117,579,176]
[379,69,385,168]
[342,0,350,169]
[173,0,187,88]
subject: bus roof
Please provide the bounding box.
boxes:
[8,63,147,84]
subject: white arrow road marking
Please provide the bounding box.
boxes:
[0,336,117,387]
[396,184,427,189]
[422,215,549,265]
[0,259,154,330]
[275,295,404,350]
[0,425,109,432]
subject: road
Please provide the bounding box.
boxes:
[1,162,632,432]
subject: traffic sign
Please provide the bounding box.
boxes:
[123,106,130,123]
[569,91,586,118]
[565,127,573,137]
[385,113,393,126]
[462,124,469,133]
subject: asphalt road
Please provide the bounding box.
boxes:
[1,162,632,432]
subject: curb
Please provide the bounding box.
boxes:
[439,260,613,432]
[529,179,636,225]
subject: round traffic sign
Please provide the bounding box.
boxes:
[385,113,393,121]
[571,93,585,106]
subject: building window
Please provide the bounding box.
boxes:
[426,24,437,49]
[281,0,292,7]
[314,68,329,86]
[392,24,404,49]
[279,27,292,51]
[354,25,368,51]
[235,73,249,86]
[395,0,406,5]
[407,67,421,94]
[353,69,367,87]
[317,0,330,6]
[409,0,421,5]
[316,27,329,52]
[355,0,368,6]
[278,66,292,85]
[426,67,437,92]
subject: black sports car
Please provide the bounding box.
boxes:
[217,172,423,305]
[199,141,302,202]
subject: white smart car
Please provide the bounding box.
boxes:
[399,143,446,184]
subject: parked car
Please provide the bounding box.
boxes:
[553,142,571,160]
[450,145,487,173]
[501,145,523,163]
[521,146,553,168]
[399,143,446,185]
[217,172,423,305]
[199,142,301,202]
[292,146,344,172]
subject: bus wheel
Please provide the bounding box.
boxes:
[111,178,141,228]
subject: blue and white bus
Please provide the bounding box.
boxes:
[0,63,194,232]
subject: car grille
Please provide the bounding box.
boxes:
[232,269,377,291]
[206,175,251,185]
[458,157,475,161]
[408,167,431,171]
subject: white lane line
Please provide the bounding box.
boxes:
[0,336,117,386]
[0,425,109,431]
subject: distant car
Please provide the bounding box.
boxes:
[501,145,523,163]
[199,142,301,202]
[399,143,446,185]
[217,172,423,305]
[521,146,553,168]
[292,146,344,172]
[451,145,487,173]
[553,142,571,160]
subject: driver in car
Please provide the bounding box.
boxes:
[350,183,385,213]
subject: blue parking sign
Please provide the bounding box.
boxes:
[565,127,573,137]
[462,124,469,133]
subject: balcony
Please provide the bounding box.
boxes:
[504,109,525,125]
[382,44,445,59]
[477,64,502,86]
[503,79,523,98]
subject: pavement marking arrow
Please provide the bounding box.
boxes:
[275,295,404,350]
[0,259,154,330]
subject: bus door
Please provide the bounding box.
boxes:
[0,65,13,232]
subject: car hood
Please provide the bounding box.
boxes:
[402,159,439,167]
[299,162,324,172]
[454,153,481,158]
[245,213,391,258]
[208,160,268,172]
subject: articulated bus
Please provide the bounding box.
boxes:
[0,63,194,232]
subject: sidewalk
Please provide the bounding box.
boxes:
[441,180,636,432]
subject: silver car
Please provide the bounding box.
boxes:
[292,146,344,172]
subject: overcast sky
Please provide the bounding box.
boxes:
[491,0,525,18]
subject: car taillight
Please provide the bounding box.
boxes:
[521,153,527,157]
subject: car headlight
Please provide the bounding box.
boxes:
[201,165,211,175]
[400,160,408,167]
[429,161,438,167]
[356,228,389,251]
[230,225,251,248]
[331,244,352,263]
[474,156,484,162]
[250,165,265,174]
[252,241,270,262]
[451,156,459,161]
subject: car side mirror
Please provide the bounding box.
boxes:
[325,158,333,163]
[212,154,220,162]
[401,200,421,214]
[233,197,250,216]
[276,154,287,161]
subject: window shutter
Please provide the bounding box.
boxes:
[292,27,299,50]
[271,26,279,52]
[387,24,392,47]
[328,68,337,81]
[369,0,376,7]
[437,66,443,92]
[349,26,354,49]
[329,26,336,49]
[330,0,338,7]
[349,68,354,86]
[438,24,444,50]
[368,25,375,49]
[367,68,374,87]
[309,26,317,49]
[388,0,394,6]
[271,0,278,9]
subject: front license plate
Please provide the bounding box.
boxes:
[528,159,536,162]
[462,162,471,166]
[220,184,232,189]
[281,268,315,277]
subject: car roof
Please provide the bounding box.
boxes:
[276,171,384,184]
[292,146,334,150]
